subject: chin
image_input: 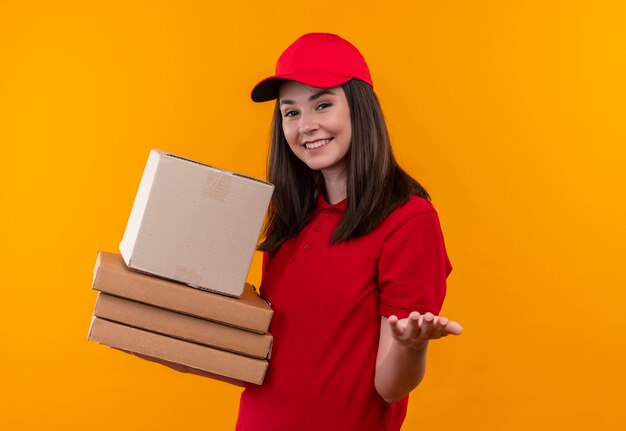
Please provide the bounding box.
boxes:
[304,163,325,171]
[304,161,334,172]
[298,154,348,173]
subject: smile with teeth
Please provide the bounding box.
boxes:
[304,138,332,149]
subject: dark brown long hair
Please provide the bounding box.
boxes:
[257,79,430,251]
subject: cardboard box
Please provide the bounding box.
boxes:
[94,292,272,359]
[119,149,274,297]
[93,251,273,334]
[88,317,268,385]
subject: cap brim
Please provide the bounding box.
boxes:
[251,71,353,102]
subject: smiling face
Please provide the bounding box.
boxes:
[278,81,352,178]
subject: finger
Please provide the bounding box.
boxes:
[388,315,404,338]
[431,317,449,339]
[445,321,464,335]
[406,312,421,338]
[418,312,435,339]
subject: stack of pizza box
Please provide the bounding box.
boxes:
[88,150,274,385]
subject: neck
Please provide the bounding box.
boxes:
[321,166,347,205]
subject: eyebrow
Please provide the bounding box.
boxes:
[280,89,336,106]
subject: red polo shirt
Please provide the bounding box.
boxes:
[236,193,451,431]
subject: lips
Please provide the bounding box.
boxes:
[303,138,332,150]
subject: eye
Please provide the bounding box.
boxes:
[316,102,332,110]
[283,109,299,118]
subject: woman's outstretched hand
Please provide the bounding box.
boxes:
[387,312,463,351]
[375,312,463,402]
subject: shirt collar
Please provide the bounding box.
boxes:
[310,192,347,218]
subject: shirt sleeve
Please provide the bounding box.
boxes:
[377,209,452,318]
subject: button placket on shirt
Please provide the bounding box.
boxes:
[303,210,327,253]
[293,208,330,263]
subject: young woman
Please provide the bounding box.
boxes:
[235,33,463,431]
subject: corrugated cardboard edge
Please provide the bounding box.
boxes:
[164,153,273,187]
[119,149,163,265]
[91,251,102,289]
[87,314,97,340]
[94,292,273,359]
[93,251,274,333]
[234,183,274,300]
[88,317,267,385]
[267,338,273,359]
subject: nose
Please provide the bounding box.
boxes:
[299,113,318,135]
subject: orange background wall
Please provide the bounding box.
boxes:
[1,1,624,429]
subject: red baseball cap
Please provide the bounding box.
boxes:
[251,33,373,102]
